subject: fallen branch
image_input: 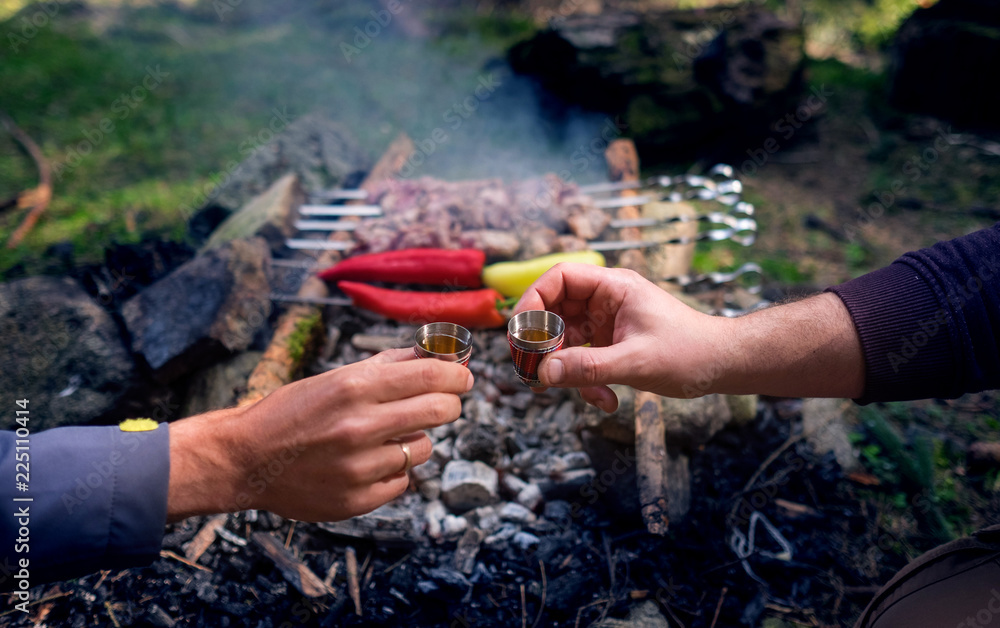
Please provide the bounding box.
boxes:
[252,532,328,598]
[1,109,52,249]
[346,545,362,616]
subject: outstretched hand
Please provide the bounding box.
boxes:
[514,263,733,412]
[168,349,472,522]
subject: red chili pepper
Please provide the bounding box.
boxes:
[338,281,507,329]
[319,249,485,288]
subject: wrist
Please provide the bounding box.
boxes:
[167,406,249,522]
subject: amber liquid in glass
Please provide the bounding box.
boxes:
[516,328,554,342]
[422,334,462,354]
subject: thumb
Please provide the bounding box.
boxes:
[538,344,633,388]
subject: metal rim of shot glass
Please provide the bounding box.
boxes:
[507,310,565,352]
[413,322,473,364]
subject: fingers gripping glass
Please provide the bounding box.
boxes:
[508,310,565,387]
[413,322,473,366]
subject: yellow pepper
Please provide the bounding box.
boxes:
[482,250,606,297]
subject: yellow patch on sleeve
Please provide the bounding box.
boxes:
[119,418,158,432]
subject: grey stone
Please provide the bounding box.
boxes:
[727,394,759,424]
[517,483,544,510]
[500,502,537,524]
[591,600,670,628]
[661,394,733,447]
[501,473,528,497]
[442,514,468,537]
[562,451,592,470]
[424,500,447,539]
[441,460,499,512]
[802,397,858,472]
[579,385,636,444]
[0,276,135,429]
[418,478,442,501]
[203,174,301,253]
[181,350,263,417]
[208,114,369,212]
[411,459,441,484]
[122,238,271,383]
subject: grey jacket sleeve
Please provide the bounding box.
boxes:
[0,423,170,589]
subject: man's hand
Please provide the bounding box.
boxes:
[515,264,733,411]
[167,349,472,522]
[515,263,865,411]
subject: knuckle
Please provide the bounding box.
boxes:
[335,419,367,448]
[579,351,602,384]
[337,374,366,398]
[428,394,461,422]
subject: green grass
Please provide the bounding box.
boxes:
[0,1,543,276]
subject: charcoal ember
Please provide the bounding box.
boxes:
[538,469,597,501]
[543,500,574,523]
[144,604,177,628]
[501,391,535,411]
[458,230,520,259]
[424,567,471,594]
[512,531,540,551]
[561,451,591,470]
[469,562,494,585]
[454,423,501,466]
[483,522,520,550]
[545,570,600,612]
[453,528,487,574]
[463,397,496,426]
[431,438,454,465]
[441,460,499,512]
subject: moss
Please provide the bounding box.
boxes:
[286,311,321,365]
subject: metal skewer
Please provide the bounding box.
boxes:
[299,204,383,217]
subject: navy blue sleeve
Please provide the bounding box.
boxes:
[0,423,170,589]
[828,223,1000,403]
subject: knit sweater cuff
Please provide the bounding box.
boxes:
[827,262,956,404]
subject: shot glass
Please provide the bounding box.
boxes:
[414,322,473,366]
[508,310,565,387]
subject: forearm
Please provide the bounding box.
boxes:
[167,407,248,523]
[714,292,865,398]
